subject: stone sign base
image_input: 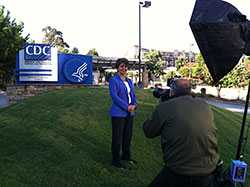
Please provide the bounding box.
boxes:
[6,84,96,104]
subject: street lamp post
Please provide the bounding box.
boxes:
[138,1,151,87]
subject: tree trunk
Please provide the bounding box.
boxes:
[216,86,221,98]
[143,67,149,88]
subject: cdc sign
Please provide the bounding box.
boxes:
[16,43,93,84]
[17,44,58,82]
[24,44,51,61]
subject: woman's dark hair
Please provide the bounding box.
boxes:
[115,58,129,69]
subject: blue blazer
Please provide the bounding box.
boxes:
[109,74,137,117]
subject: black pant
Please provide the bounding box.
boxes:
[149,166,215,187]
[111,116,133,162]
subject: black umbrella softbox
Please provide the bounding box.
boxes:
[190,0,250,84]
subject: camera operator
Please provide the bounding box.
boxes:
[143,78,219,187]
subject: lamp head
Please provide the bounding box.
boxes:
[140,1,151,8]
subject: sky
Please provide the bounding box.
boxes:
[1,0,250,57]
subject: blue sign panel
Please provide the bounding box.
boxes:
[24,44,51,61]
[58,53,93,84]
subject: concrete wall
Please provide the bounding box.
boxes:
[193,85,248,101]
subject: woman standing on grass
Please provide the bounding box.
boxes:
[108,58,137,169]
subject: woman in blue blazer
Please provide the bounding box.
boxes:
[109,58,137,168]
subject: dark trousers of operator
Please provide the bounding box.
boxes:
[149,166,215,187]
[111,115,133,163]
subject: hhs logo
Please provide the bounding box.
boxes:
[24,44,51,61]
[63,58,90,83]
[72,63,88,82]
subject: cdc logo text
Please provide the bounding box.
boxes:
[24,44,51,61]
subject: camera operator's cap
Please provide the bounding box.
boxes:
[170,78,191,95]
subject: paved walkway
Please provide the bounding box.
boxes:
[0,92,9,108]
[206,98,250,114]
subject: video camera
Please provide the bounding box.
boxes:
[153,87,171,102]
[152,77,180,102]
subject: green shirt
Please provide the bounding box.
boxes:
[143,95,219,176]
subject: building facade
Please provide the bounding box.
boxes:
[133,45,196,68]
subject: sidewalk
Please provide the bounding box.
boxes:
[0,91,9,108]
[205,98,250,114]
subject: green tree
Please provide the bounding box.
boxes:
[212,62,249,97]
[42,26,69,52]
[192,53,213,85]
[0,6,29,88]
[220,62,249,88]
[192,53,249,97]
[161,70,177,82]
[71,47,79,54]
[143,49,165,80]
[58,47,70,54]
[175,59,185,71]
[178,66,190,78]
[87,48,99,56]
[243,56,250,64]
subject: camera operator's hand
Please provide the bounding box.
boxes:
[128,105,136,112]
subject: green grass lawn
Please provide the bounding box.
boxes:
[0,87,249,187]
